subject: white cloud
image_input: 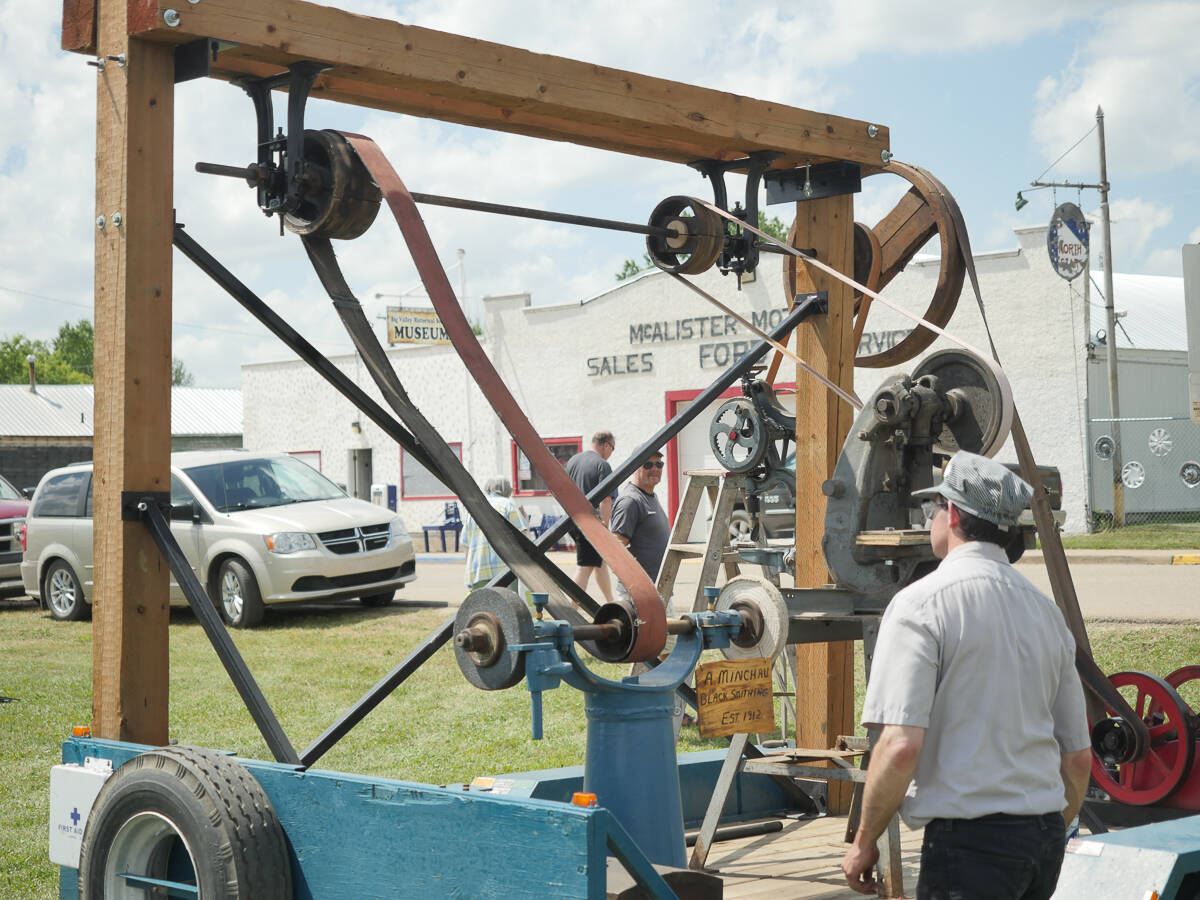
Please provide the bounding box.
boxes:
[1031,3,1200,178]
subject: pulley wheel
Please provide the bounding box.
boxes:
[1090,670,1195,806]
[710,400,769,474]
[912,349,1014,458]
[646,196,723,275]
[284,129,382,240]
[782,162,965,368]
[453,587,533,691]
[715,576,788,661]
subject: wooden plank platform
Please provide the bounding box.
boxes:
[708,813,923,899]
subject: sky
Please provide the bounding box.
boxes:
[0,0,1197,387]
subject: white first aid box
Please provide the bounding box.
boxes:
[48,759,112,868]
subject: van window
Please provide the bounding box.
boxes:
[33,472,89,518]
[170,475,197,506]
[183,457,343,513]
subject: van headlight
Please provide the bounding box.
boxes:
[265,532,316,554]
[388,517,408,547]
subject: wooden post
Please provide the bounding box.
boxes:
[788,194,857,812]
[90,2,175,744]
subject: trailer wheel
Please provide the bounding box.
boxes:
[78,746,292,900]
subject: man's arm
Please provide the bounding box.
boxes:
[599,495,612,528]
[842,724,925,894]
[1061,748,1091,824]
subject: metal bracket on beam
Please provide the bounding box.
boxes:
[174,37,237,84]
[120,491,170,522]
[765,162,862,205]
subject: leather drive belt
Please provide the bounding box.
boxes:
[306,132,666,662]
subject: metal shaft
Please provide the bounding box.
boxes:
[409,191,681,238]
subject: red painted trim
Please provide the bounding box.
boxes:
[287,450,322,471]
[402,442,462,499]
[663,382,795,520]
[512,436,583,497]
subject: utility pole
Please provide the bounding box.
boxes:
[1020,106,1124,528]
[1096,106,1124,526]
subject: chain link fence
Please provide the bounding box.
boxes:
[1086,415,1200,533]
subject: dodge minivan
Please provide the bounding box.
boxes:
[21,450,416,627]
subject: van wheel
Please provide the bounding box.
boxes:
[728,510,754,543]
[44,560,89,622]
[78,746,292,900]
[215,559,265,628]
[360,591,394,608]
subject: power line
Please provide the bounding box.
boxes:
[1036,124,1098,183]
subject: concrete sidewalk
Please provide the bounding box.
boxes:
[1019,548,1200,566]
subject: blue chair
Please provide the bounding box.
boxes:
[530,513,566,550]
[422,501,463,553]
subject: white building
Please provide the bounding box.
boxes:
[242,225,1196,536]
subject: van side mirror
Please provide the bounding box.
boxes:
[170,502,201,523]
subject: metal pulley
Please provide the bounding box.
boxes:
[283,129,382,240]
[452,587,533,690]
[911,349,1014,458]
[645,196,724,274]
[714,576,789,662]
[709,399,770,473]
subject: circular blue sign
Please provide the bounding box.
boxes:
[1048,202,1089,281]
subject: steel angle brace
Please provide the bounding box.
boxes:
[121,491,300,766]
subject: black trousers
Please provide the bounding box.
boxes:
[917,812,1066,900]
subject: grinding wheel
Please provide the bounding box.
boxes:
[913,349,1014,458]
[710,399,769,474]
[453,587,533,691]
[715,576,788,661]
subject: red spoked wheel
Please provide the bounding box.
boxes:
[1166,666,1200,696]
[1091,670,1195,806]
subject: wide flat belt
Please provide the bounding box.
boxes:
[330,132,666,661]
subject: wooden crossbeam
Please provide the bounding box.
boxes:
[66,0,889,168]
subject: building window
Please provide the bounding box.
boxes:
[512,437,582,496]
[401,443,461,499]
[288,450,322,472]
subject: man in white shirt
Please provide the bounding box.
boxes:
[841,451,1092,899]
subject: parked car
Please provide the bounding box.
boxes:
[20,450,416,627]
[0,473,30,594]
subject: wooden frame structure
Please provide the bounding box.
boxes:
[69,0,887,806]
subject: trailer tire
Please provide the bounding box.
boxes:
[78,745,292,900]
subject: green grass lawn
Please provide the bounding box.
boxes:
[4,598,1200,899]
[1059,514,1200,550]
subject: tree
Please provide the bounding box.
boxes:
[0,319,196,386]
[615,211,790,280]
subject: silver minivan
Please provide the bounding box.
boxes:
[20,450,416,627]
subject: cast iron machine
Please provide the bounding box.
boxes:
[453,585,789,869]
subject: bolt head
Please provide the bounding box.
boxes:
[163,8,181,26]
[880,149,893,164]
[95,216,106,230]
[111,212,123,227]
[867,124,879,139]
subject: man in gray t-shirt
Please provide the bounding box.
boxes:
[564,431,617,602]
[609,451,669,588]
[842,451,1091,900]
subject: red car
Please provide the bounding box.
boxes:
[0,473,30,594]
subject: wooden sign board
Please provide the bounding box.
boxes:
[695,657,775,738]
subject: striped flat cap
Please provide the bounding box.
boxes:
[912,450,1033,529]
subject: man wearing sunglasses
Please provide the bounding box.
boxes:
[842,451,1091,900]
[609,451,670,602]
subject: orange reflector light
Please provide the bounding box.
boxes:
[72,726,90,737]
[572,792,597,807]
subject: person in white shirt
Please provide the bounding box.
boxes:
[841,451,1092,899]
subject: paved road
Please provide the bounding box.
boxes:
[409,548,1198,625]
